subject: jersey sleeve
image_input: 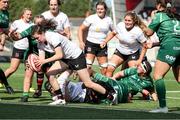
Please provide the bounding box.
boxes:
[123,67,138,76]
[148,12,161,32]
[20,26,33,38]
[136,30,147,43]
[10,20,17,30]
[83,15,93,27]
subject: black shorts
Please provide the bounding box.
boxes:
[12,47,26,59]
[61,52,87,70]
[85,41,107,57]
[114,49,140,62]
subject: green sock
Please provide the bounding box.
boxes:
[155,79,166,108]
[23,92,29,97]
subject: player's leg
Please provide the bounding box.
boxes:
[0,67,14,94]
[5,47,25,78]
[172,65,180,83]
[106,54,124,77]
[0,33,6,51]
[21,61,34,102]
[5,58,21,78]
[97,56,108,75]
[32,72,44,98]
[172,56,180,83]
[46,61,68,105]
[96,45,108,75]
[149,60,170,113]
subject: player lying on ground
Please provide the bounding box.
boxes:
[44,60,157,104]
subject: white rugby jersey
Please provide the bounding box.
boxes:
[38,31,82,59]
[59,80,86,103]
[10,19,33,50]
[42,11,70,32]
[83,14,113,44]
[115,22,147,55]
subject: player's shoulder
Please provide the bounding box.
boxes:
[12,19,23,25]
[59,11,68,17]
[41,10,50,16]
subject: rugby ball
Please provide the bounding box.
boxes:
[27,54,41,72]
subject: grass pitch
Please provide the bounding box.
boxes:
[0,63,180,119]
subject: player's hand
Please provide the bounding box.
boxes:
[9,28,21,40]
[145,40,153,49]
[34,58,43,69]
[100,41,107,48]
[79,41,85,50]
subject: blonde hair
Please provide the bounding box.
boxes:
[20,8,32,18]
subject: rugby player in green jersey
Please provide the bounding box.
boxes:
[145,0,180,113]
[0,0,9,51]
[0,0,14,94]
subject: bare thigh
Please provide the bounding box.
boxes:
[153,60,171,80]
[109,54,124,67]
[46,61,69,76]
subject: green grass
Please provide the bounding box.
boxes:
[0,63,180,119]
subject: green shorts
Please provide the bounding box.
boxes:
[157,40,180,65]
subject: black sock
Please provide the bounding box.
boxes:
[0,68,9,86]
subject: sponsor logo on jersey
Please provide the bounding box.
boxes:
[173,47,180,50]
[165,55,176,62]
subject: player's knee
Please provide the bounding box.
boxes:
[99,63,108,75]
[106,63,116,76]
[86,59,93,68]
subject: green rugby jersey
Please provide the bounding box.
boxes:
[0,10,9,28]
[148,12,180,43]
[117,67,153,94]
[93,67,154,103]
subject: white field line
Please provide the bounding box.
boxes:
[166,91,180,93]
[167,97,180,100]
